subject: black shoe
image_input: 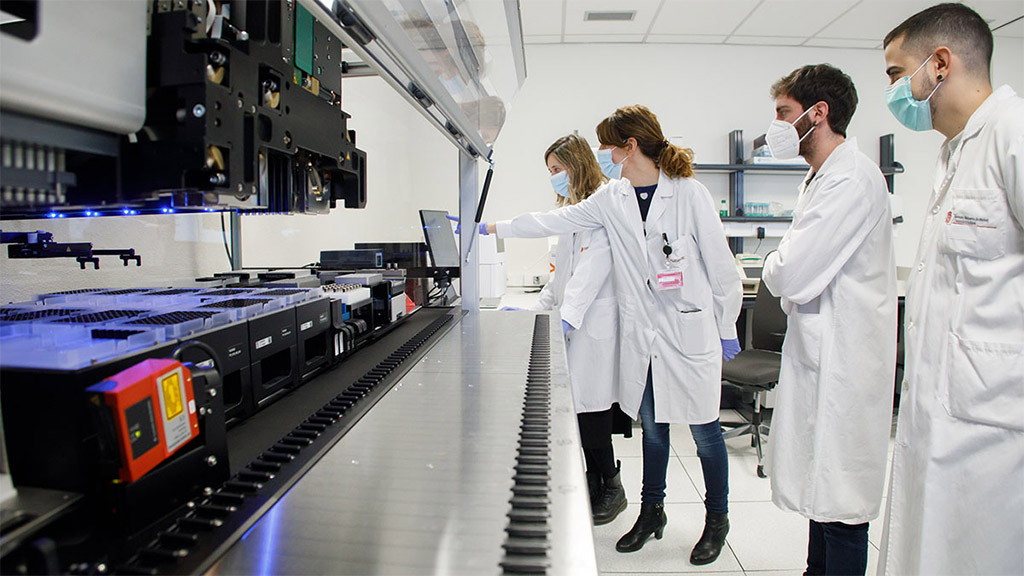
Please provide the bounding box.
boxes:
[690,511,729,565]
[586,472,603,508]
[615,502,667,553]
[593,461,627,525]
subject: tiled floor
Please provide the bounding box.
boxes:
[496,288,895,576]
[595,413,892,576]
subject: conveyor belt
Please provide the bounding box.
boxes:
[206,311,597,575]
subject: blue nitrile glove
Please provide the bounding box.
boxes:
[721,338,741,361]
[500,306,525,311]
[562,319,574,335]
[445,215,488,235]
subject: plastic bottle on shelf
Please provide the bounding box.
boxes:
[719,199,728,218]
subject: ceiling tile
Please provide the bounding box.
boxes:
[523,34,564,44]
[519,0,564,37]
[993,17,1024,37]
[967,0,1024,31]
[646,33,727,44]
[563,33,647,43]
[733,0,859,38]
[563,0,663,35]
[561,33,647,42]
[815,1,950,40]
[725,35,806,46]
[803,37,884,49]
[649,0,760,36]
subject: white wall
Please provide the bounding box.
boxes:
[488,38,1024,282]
[2,37,1020,301]
[0,215,229,303]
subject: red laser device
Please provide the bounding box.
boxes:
[87,358,199,483]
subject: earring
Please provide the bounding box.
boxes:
[937,74,944,81]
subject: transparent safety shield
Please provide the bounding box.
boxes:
[311,0,526,157]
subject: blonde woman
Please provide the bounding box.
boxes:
[518,134,626,525]
[484,107,741,565]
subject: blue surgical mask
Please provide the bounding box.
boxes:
[550,171,570,198]
[596,149,622,179]
[885,55,943,132]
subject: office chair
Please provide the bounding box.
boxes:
[720,278,787,478]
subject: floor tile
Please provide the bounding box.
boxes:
[613,427,643,458]
[617,456,704,504]
[868,501,886,549]
[681,453,773,504]
[671,424,698,458]
[867,537,880,574]
[722,502,809,571]
[593,502,744,573]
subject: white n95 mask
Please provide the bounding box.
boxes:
[765,106,815,160]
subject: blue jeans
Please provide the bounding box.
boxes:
[805,520,869,575]
[638,365,729,514]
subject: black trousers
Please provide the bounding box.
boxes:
[805,519,869,576]
[577,407,617,479]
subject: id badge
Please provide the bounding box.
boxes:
[656,270,683,290]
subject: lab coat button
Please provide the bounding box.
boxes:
[917,263,925,271]
[932,206,939,214]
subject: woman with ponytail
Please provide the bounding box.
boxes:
[484,105,741,566]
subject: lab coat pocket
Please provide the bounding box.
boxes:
[781,304,822,370]
[675,308,716,356]
[946,334,1024,432]
[940,188,1007,261]
[582,297,618,340]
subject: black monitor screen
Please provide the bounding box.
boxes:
[419,210,461,268]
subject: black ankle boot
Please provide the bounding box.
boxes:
[586,472,603,508]
[615,502,667,553]
[689,511,729,565]
[592,461,626,525]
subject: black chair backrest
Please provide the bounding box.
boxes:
[751,279,787,352]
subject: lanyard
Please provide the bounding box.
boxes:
[661,233,684,265]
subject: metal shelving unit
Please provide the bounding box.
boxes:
[698,129,903,253]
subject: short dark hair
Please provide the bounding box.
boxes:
[770,64,858,137]
[883,3,993,80]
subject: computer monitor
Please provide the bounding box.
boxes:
[419,210,461,268]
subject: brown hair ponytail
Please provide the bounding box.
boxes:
[596,105,695,179]
[658,142,694,179]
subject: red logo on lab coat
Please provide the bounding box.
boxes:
[946,211,953,224]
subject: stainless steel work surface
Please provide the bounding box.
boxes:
[208,311,597,575]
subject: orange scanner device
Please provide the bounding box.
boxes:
[88,358,199,483]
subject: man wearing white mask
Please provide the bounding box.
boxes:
[880,4,1024,575]
[760,64,897,576]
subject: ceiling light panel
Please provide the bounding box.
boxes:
[584,10,636,21]
[564,0,662,34]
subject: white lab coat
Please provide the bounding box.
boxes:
[528,229,620,413]
[497,173,742,424]
[761,138,897,524]
[879,85,1024,576]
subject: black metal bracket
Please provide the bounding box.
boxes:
[1,230,141,269]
